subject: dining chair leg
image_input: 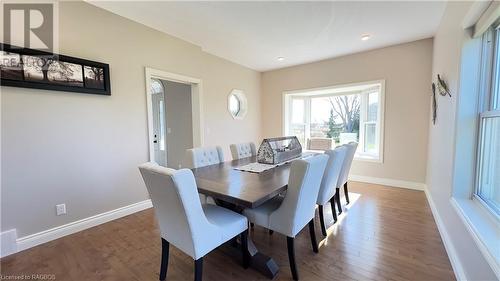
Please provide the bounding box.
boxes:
[240,230,250,269]
[330,198,337,223]
[308,219,319,253]
[344,182,350,204]
[160,238,169,281]
[286,237,299,281]
[318,205,327,236]
[336,188,342,214]
[250,222,254,228]
[194,258,203,281]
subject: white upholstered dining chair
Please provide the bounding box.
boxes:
[184,146,225,203]
[316,146,348,236]
[243,155,328,281]
[229,142,257,160]
[139,162,249,281]
[184,146,224,169]
[334,142,358,214]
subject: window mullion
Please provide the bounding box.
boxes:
[376,91,382,155]
[359,92,368,154]
[492,28,500,110]
[479,29,495,112]
[304,97,311,142]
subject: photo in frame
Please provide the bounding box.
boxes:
[0,43,110,95]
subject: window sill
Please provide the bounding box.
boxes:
[354,155,383,163]
[450,197,500,278]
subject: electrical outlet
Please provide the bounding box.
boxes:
[56,204,66,216]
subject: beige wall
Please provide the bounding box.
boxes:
[426,2,497,280]
[1,1,261,237]
[261,39,433,184]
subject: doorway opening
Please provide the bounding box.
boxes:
[145,68,204,168]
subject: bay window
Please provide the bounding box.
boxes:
[283,81,385,162]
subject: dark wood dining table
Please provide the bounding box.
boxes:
[191,155,305,279]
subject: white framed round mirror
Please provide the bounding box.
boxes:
[228,89,247,120]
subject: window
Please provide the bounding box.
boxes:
[229,94,241,116]
[284,81,384,161]
[476,25,500,217]
[150,79,166,152]
[289,98,307,144]
[228,89,248,120]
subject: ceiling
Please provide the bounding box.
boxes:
[89,1,446,72]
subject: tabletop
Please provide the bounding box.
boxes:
[191,156,291,208]
[191,153,317,208]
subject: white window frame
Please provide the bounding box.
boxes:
[451,19,500,278]
[287,96,311,143]
[282,80,385,163]
[358,89,383,160]
[474,25,500,218]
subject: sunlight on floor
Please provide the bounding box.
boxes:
[318,192,361,247]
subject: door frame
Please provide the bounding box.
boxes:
[144,67,204,163]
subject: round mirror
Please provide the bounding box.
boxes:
[228,89,247,119]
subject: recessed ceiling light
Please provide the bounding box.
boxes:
[361,34,371,41]
[277,57,285,61]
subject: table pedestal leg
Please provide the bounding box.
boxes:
[220,236,279,279]
[215,200,279,279]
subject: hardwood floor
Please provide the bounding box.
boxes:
[0,182,455,281]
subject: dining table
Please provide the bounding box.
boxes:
[190,153,315,279]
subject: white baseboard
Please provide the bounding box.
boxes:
[13,199,152,255]
[1,229,18,258]
[424,188,467,281]
[349,175,425,191]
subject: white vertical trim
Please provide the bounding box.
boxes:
[282,93,289,136]
[191,83,204,147]
[378,80,386,163]
[359,90,368,154]
[304,97,311,142]
[145,69,155,162]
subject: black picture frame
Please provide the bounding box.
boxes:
[1,43,111,95]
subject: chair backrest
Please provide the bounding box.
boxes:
[184,146,224,168]
[337,142,358,187]
[230,142,257,160]
[138,162,213,259]
[270,154,328,237]
[317,146,348,205]
[307,138,333,151]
